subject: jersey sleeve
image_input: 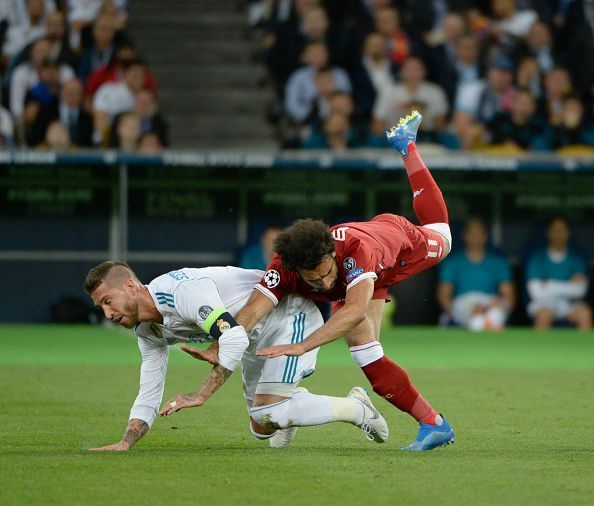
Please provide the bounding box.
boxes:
[342,236,378,290]
[129,337,169,428]
[255,254,293,305]
[174,279,248,371]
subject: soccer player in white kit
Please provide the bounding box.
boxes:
[83,261,388,451]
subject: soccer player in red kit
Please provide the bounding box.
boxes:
[241,111,454,450]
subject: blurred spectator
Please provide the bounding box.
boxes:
[239,225,281,271]
[84,42,157,101]
[284,41,351,123]
[112,110,140,151]
[68,0,127,51]
[350,31,397,121]
[92,58,146,145]
[538,66,573,127]
[452,56,516,149]
[374,7,411,69]
[263,1,349,97]
[436,33,484,108]
[78,15,117,83]
[110,88,167,147]
[526,217,592,330]
[27,77,92,147]
[515,56,541,98]
[310,68,337,123]
[0,104,15,148]
[437,217,515,331]
[42,120,72,150]
[425,12,467,83]
[138,131,164,154]
[301,111,358,150]
[486,88,542,149]
[490,0,537,39]
[2,0,53,62]
[520,21,558,75]
[24,58,61,146]
[534,95,594,151]
[9,38,74,137]
[372,56,449,140]
[46,11,77,68]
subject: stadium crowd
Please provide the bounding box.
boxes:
[251,0,594,151]
[0,0,167,152]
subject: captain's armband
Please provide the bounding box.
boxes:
[202,306,239,339]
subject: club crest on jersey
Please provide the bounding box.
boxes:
[343,257,357,271]
[264,270,280,288]
[346,267,364,282]
[198,305,213,319]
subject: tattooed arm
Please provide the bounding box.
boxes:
[89,418,149,451]
[159,364,233,416]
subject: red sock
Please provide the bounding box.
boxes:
[403,143,448,225]
[362,355,439,424]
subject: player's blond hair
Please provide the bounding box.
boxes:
[83,261,140,294]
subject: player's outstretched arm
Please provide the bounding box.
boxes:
[257,278,374,358]
[159,364,233,416]
[89,418,149,451]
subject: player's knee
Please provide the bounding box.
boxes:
[249,418,276,439]
[249,401,291,430]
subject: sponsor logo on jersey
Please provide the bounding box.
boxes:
[216,318,231,333]
[343,257,357,271]
[198,305,213,319]
[264,270,280,288]
[346,267,364,283]
[413,188,424,198]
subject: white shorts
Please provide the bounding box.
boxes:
[242,293,323,405]
[527,298,582,320]
[452,292,505,326]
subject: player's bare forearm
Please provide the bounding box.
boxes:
[235,289,274,333]
[89,418,149,451]
[159,364,232,416]
[123,418,149,447]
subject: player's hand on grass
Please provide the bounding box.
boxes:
[89,441,130,451]
[180,343,219,365]
[256,343,306,358]
[159,392,205,416]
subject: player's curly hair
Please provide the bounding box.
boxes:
[274,219,335,271]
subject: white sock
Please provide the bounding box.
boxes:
[349,342,384,367]
[250,391,364,428]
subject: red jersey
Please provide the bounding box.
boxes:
[256,213,445,305]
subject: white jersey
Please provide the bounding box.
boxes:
[130,266,265,427]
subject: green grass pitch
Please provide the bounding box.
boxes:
[1,324,593,505]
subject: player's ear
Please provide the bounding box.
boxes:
[123,278,136,293]
[331,251,336,258]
